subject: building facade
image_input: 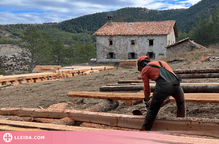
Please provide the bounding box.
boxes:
[93,17,177,62]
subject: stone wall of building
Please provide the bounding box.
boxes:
[166,40,195,56]
[96,35,168,63]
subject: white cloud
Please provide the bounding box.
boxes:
[0,0,201,24]
[179,0,201,5]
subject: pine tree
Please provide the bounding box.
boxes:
[212,8,219,44]
[19,26,51,71]
[52,39,65,65]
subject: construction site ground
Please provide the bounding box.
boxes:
[1,46,219,142]
[1,60,219,120]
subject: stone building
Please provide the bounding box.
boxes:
[93,16,178,63]
[166,37,207,56]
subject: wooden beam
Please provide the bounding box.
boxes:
[177,73,219,79]
[0,119,114,131]
[100,84,219,93]
[67,91,219,103]
[0,125,45,131]
[68,91,144,100]
[174,68,219,74]
[118,80,219,84]
[0,108,219,138]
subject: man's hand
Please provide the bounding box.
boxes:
[143,96,152,107]
[144,93,150,101]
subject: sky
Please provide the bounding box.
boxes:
[0,0,201,25]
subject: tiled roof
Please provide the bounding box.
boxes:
[93,20,176,36]
[166,37,207,49]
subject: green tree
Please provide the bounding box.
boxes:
[189,15,214,46]
[212,8,219,43]
[84,41,96,62]
[51,39,65,65]
[40,32,54,65]
[176,31,188,42]
[19,26,51,71]
[65,38,79,65]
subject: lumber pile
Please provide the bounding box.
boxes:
[32,65,62,73]
[0,72,60,86]
[0,66,114,86]
[119,60,137,68]
[57,66,113,78]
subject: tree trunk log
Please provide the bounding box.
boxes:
[84,99,119,112]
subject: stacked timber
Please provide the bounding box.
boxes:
[33,65,62,73]
[0,72,60,86]
[57,66,113,78]
[119,60,137,68]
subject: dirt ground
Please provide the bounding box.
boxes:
[1,60,219,120]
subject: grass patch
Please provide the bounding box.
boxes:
[0,69,6,75]
[139,106,146,109]
[0,38,20,44]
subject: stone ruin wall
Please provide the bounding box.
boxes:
[0,44,31,74]
[166,40,196,56]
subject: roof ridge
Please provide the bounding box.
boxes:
[110,20,175,23]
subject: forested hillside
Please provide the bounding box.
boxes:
[1,0,219,45]
[55,0,219,34]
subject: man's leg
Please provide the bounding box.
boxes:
[172,86,186,117]
[141,89,168,130]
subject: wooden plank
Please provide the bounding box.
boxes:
[174,68,219,74]
[1,109,219,138]
[67,91,219,103]
[177,73,219,79]
[68,91,144,100]
[120,60,137,68]
[0,73,56,83]
[100,84,219,93]
[35,65,62,69]
[0,125,45,131]
[0,119,114,131]
[121,82,219,86]
[123,79,219,83]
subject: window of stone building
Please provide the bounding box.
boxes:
[107,52,115,59]
[128,52,137,59]
[146,52,155,59]
[131,40,135,45]
[109,40,113,46]
[149,39,154,46]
